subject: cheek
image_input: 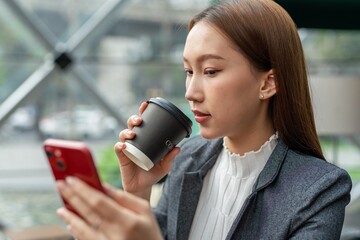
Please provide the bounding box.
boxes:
[210,85,236,119]
[216,79,259,115]
[184,78,191,98]
[185,76,190,86]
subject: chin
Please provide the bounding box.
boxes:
[199,129,223,140]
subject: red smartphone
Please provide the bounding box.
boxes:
[43,138,105,214]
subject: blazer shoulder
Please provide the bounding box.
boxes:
[286,149,348,173]
[280,149,352,193]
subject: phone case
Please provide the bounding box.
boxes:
[43,138,104,214]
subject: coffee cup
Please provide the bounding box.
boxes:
[122,97,192,171]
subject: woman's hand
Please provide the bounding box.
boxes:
[114,102,180,200]
[56,177,163,240]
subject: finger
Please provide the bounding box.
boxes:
[126,115,142,129]
[57,180,104,226]
[118,129,135,142]
[103,184,151,214]
[61,177,135,222]
[139,102,148,115]
[57,207,100,240]
[114,142,133,167]
[60,177,114,219]
[58,179,144,240]
[114,141,126,154]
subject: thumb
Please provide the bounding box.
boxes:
[114,142,132,167]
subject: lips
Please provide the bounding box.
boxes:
[192,110,211,123]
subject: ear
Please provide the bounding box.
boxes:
[259,69,277,100]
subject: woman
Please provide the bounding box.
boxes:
[56,0,352,239]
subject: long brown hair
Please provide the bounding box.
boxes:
[189,0,325,160]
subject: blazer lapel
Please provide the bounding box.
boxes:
[175,138,223,240]
[253,139,288,191]
[225,139,289,240]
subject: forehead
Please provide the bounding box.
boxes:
[183,21,239,59]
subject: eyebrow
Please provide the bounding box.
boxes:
[183,54,225,64]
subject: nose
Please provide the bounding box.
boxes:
[185,75,204,103]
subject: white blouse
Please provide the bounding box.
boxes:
[188,133,278,240]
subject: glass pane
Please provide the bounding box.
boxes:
[37,72,120,141]
[0,62,43,103]
[302,29,360,76]
[15,0,107,42]
[0,1,46,55]
[80,62,198,134]
[0,1,47,102]
[74,0,207,60]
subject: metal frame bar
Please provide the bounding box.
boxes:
[3,0,56,50]
[67,0,128,52]
[72,65,127,125]
[0,0,128,129]
[0,61,55,125]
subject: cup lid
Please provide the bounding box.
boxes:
[148,97,192,137]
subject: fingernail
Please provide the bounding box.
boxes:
[126,130,133,136]
[57,207,66,217]
[115,142,124,150]
[134,116,141,122]
[56,208,69,221]
[56,181,66,192]
[66,176,77,186]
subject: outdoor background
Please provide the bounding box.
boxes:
[0,0,359,239]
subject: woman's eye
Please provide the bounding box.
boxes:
[184,69,193,76]
[205,69,219,75]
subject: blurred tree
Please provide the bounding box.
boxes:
[98,145,123,189]
[304,30,360,64]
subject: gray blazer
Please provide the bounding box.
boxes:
[154,136,352,240]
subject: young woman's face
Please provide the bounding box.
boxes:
[183,21,268,139]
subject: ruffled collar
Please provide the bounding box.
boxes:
[219,133,279,178]
[223,132,278,158]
